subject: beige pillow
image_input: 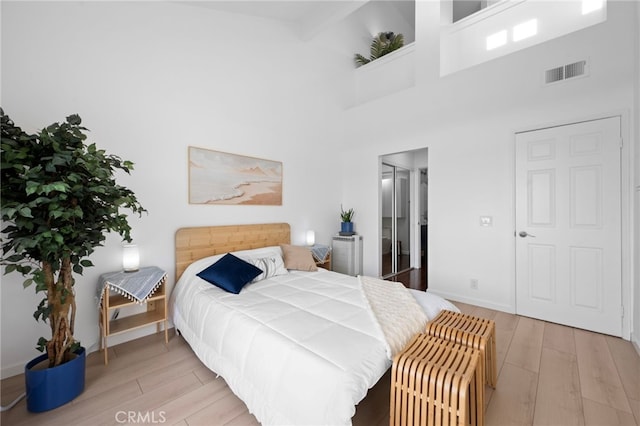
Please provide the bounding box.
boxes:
[280,244,318,272]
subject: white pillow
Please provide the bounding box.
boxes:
[408,289,460,321]
[231,246,284,260]
[185,246,288,284]
[236,246,288,282]
[247,255,288,282]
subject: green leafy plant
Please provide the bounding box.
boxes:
[340,205,355,222]
[1,109,146,368]
[354,32,405,68]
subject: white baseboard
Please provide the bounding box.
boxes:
[1,362,26,381]
[427,289,514,314]
[632,332,640,357]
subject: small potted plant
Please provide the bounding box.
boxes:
[1,110,146,412]
[354,32,405,68]
[340,205,355,235]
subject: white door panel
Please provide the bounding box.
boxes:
[515,117,621,336]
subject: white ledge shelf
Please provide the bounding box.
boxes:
[354,42,416,106]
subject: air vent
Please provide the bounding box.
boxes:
[544,60,588,85]
[545,66,564,84]
[565,60,587,79]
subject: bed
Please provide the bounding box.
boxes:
[170,223,458,426]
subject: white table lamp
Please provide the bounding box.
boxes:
[122,244,140,272]
[306,230,316,246]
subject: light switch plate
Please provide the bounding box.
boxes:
[480,216,493,227]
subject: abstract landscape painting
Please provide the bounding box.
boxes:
[189,147,283,205]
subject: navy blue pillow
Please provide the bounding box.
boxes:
[197,253,263,294]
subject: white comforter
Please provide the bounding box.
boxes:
[171,262,457,426]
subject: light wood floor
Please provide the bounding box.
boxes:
[2,302,639,426]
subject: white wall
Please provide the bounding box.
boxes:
[0,1,349,378]
[340,0,637,324]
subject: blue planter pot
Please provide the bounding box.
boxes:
[341,222,354,233]
[25,347,86,412]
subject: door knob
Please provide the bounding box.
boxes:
[518,231,536,238]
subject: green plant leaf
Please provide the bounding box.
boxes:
[18,207,32,218]
[25,181,39,196]
[2,207,17,218]
[354,53,370,67]
[36,337,47,352]
[6,254,24,262]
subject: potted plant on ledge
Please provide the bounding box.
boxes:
[1,109,146,412]
[354,32,405,68]
[340,205,355,236]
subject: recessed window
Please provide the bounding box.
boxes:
[582,0,604,15]
[486,30,507,50]
[512,18,537,42]
[440,1,607,76]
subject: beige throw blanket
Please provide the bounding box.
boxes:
[359,275,428,359]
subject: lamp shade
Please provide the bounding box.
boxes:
[122,244,140,272]
[306,230,316,246]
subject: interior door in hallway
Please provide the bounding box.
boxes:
[515,117,622,336]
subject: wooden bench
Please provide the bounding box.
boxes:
[391,334,483,426]
[425,310,497,388]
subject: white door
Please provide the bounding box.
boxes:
[515,117,622,336]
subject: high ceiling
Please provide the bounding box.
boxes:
[180,0,369,39]
[182,1,349,22]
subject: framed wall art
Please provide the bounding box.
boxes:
[188,146,283,205]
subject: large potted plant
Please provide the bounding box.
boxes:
[0,109,146,412]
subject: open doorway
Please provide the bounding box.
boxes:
[380,149,428,288]
[419,167,428,288]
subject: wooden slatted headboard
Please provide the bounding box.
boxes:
[175,223,291,281]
